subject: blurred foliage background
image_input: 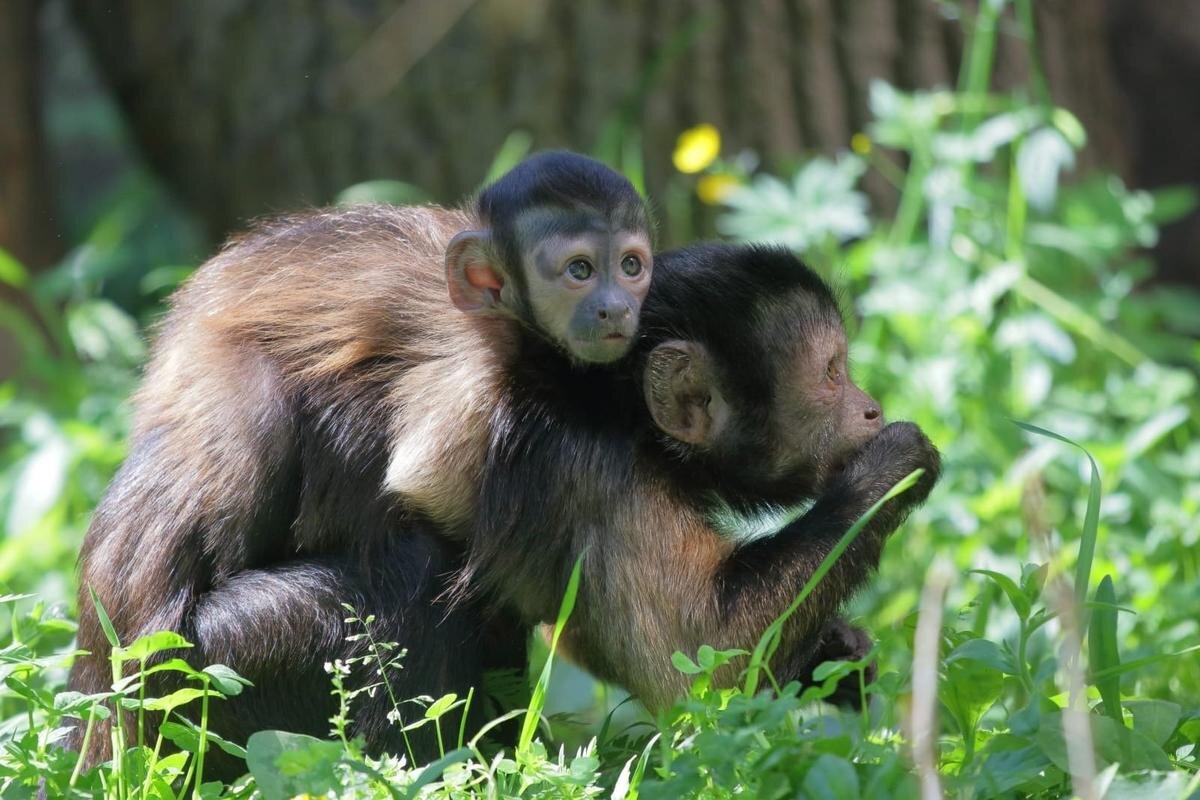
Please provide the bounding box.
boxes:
[1,0,1199,796]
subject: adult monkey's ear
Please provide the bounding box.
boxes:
[446,230,508,314]
[643,340,729,447]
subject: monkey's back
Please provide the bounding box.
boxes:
[130,203,512,533]
[78,204,510,656]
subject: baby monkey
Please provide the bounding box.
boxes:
[445,151,653,365]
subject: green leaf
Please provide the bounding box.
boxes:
[802,754,861,800]
[151,750,190,778]
[1017,127,1075,211]
[203,663,250,696]
[1125,700,1182,747]
[1035,712,1172,773]
[1088,575,1122,724]
[811,659,855,683]
[1090,643,1200,681]
[1101,770,1197,798]
[141,687,208,712]
[52,691,113,719]
[945,637,1018,675]
[970,737,1055,796]
[245,730,340,799]
[1146,185,1198,225]
[670,651,701,675]
[67,298,146,365]
[6,433,69,535]
[142,658,203,678]
[971,569,1031,619]
[1020,563,1048,606]
[0,248,28,287]
[718,155,870,251]
[404,746,473,800]
[943,652,1005,735]
[161,719,247,760]
[424,692,458,720]
[113,630,191,662]
[481,130,535,186]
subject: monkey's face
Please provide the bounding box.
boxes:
[643,318,881,498]
[522,221,653,365]
[766,323,883,490]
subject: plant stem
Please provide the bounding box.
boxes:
[139,712,170,800]
[1013,273,1145,366]
[358,616,415,763]
[1014,0,1051,105]
[70,706,99,788]
[137,658,146,754]
[109,656,126,798]
[958,0,1001,126]
[889,148,930,248]
[192,678,210,798]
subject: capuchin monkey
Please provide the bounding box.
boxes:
[65,152,656,778]
[65,156,938,782]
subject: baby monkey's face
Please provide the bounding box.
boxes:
[521,209,653,365]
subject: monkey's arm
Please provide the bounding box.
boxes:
[712,421,939,676]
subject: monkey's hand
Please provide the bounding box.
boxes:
[794,618,876,710]
[842,421,941,508]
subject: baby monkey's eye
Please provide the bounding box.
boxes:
[621,254,644,277]
[567,259,594,281]
[826,357,839,380]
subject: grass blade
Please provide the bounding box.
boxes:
[1012,420,1102,609]
[88,586,120,648]
[517,553,584,753]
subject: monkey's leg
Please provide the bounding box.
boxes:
[160,535,507,779]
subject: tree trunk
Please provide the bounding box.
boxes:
[0,0,59,269]
[0,0,60,378]
[65,0,1198,286]
[1105,0,1200,287]
[68,0,1138,247]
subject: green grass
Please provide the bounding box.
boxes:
[2,6,1200,798]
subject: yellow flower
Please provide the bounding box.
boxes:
[696,173,740,205]
[850,133,871,155]
[673,124,721,174]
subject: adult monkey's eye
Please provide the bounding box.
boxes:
[826,357,839,380]
[567,259,594,281]
[621,254,644,277]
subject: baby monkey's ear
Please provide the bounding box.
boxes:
[446,230,509,314]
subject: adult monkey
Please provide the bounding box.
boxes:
[67,201,938,774]
[67,152,659,775]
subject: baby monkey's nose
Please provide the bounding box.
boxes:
[597,304,632,322]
